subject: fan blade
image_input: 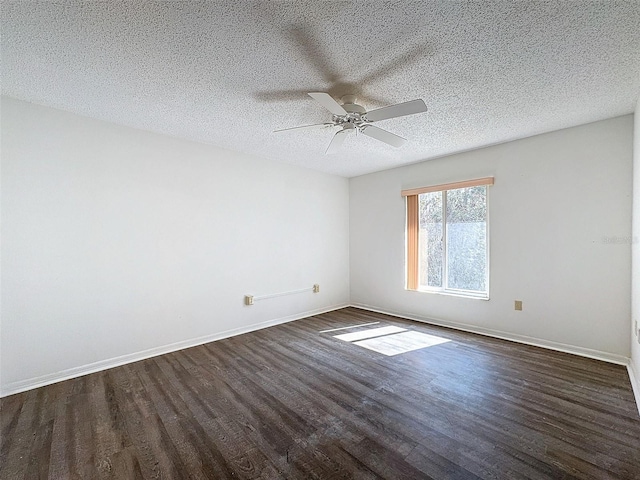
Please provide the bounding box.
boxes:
[326,128,349,154]
[361,125,406,148]
[309,92,347,116]
[365,99,427,122]
[274,123,335,133]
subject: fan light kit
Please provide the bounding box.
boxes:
[275,92,428,154]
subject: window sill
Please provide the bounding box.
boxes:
[408,288,490,301]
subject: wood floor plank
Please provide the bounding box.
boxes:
[1,390,43,480]
[1,307,639,479]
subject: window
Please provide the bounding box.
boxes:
[404,178,493,298]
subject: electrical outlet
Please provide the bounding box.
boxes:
[514,300,523,311]
[313,284,320,293]
[244,295,254,306]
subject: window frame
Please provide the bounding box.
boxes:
[404,177,493,299]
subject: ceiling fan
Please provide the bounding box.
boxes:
[274,93,428,154]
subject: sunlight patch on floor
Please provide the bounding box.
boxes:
[354,331,451,356]
[331,325,452,356]
[334,325,407,342]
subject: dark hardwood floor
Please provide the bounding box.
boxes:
[1,307,639,479]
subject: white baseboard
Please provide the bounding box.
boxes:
[628,361,640,416]
[350,303,630,366]
[0,303,349,398]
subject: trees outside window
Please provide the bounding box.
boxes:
[406,179,491,298]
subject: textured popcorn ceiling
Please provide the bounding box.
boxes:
[2,1,639,177]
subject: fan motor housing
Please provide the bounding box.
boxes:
[334,95,367,127]
[341,101,366,115]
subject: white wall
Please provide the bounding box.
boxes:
[350,116,633,362]
[631,98,640,407]
[0,97,350,396]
